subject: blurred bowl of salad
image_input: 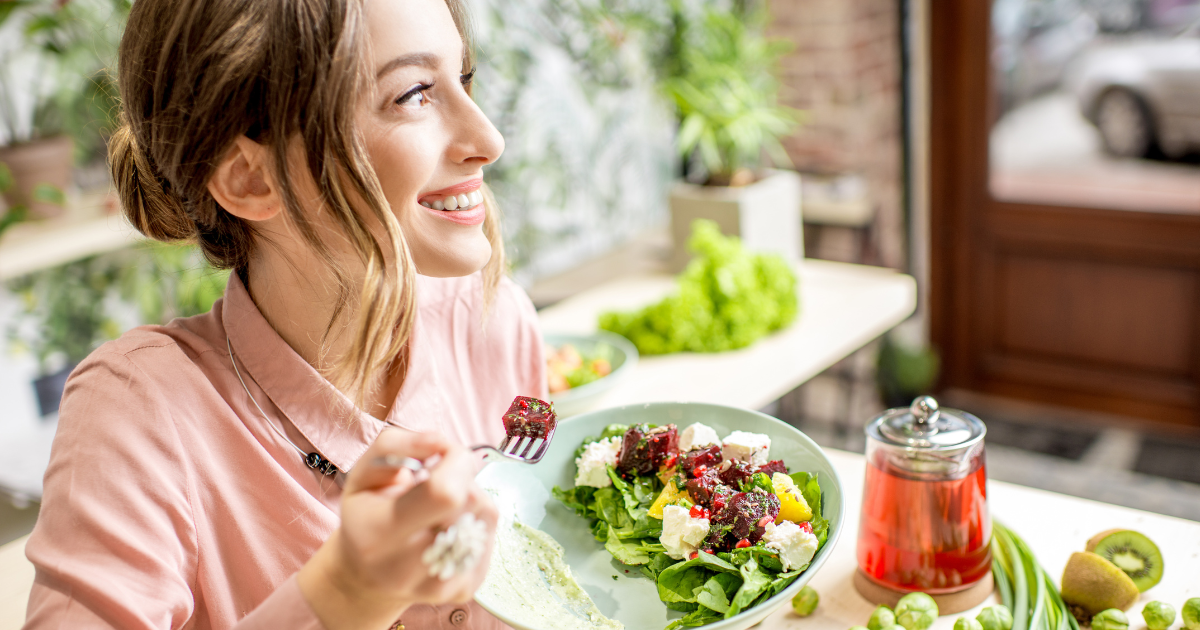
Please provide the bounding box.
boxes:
[544,331,639,417]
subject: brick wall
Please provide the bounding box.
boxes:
[768,0,906,269]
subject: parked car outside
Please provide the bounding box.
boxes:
[1071,19,1200,158]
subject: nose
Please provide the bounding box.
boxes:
[447,89,504,167]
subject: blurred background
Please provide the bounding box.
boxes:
[1,0,1198,545]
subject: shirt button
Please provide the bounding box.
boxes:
[449,608,468,626]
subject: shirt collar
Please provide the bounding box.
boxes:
[222,273,389,473]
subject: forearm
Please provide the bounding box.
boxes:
[297,531,412,630]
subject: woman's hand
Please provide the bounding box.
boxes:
[298,429,498,630]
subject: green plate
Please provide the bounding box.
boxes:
[476,402,845,630]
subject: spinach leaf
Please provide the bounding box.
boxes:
[666,601,700,613]
[641,552,677,580]
[551,485,596,518]
[767,570,802,598]
[725,557,773,618]
[600,423,629,440]
[789,471,830,547]
[605,524,652,565]
[696,573,741,614]
[656,561,711,605]
[593,487,627,527]
[664,607,724,630]
[725,545,784,572]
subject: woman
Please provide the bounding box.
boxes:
[22,0,544,628]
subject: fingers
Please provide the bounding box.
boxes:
[345,429,455,494]
[392,443,482,530]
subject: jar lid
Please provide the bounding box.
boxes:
[867,395,985,450]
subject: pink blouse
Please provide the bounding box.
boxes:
[23,271,546,629]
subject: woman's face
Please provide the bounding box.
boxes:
[359,0,504,278]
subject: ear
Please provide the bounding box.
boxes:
[207,136,282,222]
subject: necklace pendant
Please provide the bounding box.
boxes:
[305,452,338,476]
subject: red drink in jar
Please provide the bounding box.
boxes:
[857,396,991,594]
[857,450,991,592]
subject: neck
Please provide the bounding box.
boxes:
[244,242,406,419]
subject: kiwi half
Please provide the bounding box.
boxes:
[1061,551,1141,617]
[1086,529,1164,592]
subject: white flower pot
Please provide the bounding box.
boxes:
[668,169,803,271]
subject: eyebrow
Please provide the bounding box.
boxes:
[375,52,441,80]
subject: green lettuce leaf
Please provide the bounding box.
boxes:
[605,524,652,565]
[664,607,724,630]
[695,573,741,614]
[725,557,772,618]
[789,471,829,547]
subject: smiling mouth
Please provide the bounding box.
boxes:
[419,189,484,211]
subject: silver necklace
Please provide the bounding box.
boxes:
[226,336,339,476]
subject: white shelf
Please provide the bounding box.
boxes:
[0,190,142,281]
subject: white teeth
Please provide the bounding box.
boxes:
[420,201,432,208]
[444,195,458,210]
[456,194,469,208]
[432,199,444,210]
[469,190,483,206]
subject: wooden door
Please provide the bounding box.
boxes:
[930,1,1200,427]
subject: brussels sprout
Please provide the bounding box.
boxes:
[883,625,909,630]
[792,586,819,617]
[1092,609,1129,630]
[1184,599,1200,630]
[955,617,983,630]
[978,605,1015,630]
[895,593,939,630]
[849,627,870,630]
[869,606,897,630]
[1142,602,1176,630]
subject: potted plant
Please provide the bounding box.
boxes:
[0,0,127,218]
[658,4,804,270]
[6,253,124,416]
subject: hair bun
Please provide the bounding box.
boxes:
[108,123,196,242]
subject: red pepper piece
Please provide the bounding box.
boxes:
[735,538,751,549]
[689,504,704,519]
[692,465,707,478]
[798,521,813,534]
[690,551,699,559]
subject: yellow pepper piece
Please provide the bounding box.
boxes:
[648,480,691,519]
[772,473,812,523]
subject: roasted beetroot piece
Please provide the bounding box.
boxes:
[616,424,678,476]
[719,460,756,489]
[707,491,781,549]
[756,460,789,476]
[678,445,723,475]
[501,396,557,439]
[684,469,724,508]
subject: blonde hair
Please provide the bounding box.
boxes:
[108,0,505,406]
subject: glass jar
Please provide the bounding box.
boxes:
[856,396,991,593]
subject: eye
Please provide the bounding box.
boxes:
[460,67,476,88]
[395,82,434,108]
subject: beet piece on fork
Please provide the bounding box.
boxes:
[501,396,557,439]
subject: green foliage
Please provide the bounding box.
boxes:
[876,333,941,407]
[1,0,129,157]
[662,5,800,181]
[7,253,123,370]
[599,220,798,355]
[5,243,228,373]
[119,242,230,325]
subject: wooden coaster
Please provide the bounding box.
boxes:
[853,569,995,615]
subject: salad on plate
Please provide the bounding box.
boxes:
[553,422,830,629]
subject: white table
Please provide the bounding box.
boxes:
[763,449,1200,630]
[537,259,918,411]
[2,448,1195,630]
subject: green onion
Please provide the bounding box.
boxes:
[992,522,1079,630]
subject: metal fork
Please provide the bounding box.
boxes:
[373,423,557,472]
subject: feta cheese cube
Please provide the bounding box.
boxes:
[722,431,771,466]
[761,521,819,571]
[660,505,711,560]
[574,437,621,488]
[678,422,721,452]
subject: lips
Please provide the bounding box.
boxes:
[419,178,484,211]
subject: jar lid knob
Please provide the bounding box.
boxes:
[911,395,940,426]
